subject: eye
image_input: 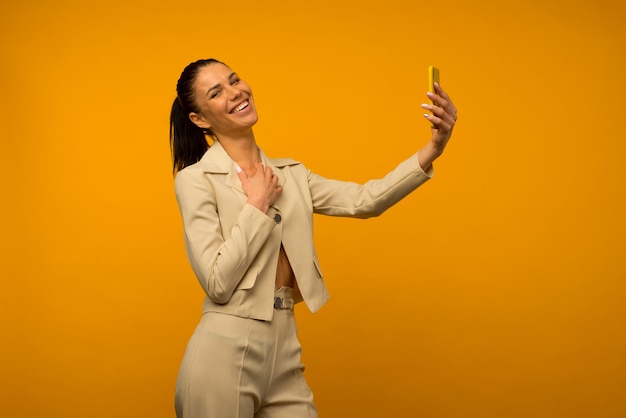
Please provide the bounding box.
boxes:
[230,78,240,86]
[210,90,221,99]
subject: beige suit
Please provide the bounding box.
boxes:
[174,141,434,417]
[174,140,433,321]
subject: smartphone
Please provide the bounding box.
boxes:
[428,66,440,97]
[428,66,440,127]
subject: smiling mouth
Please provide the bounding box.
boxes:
[231,100,249,113]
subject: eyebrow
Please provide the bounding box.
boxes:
[205,72,238,96]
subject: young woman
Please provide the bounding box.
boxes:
[170,58,457,418]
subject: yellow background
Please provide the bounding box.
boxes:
[1,0,625,417]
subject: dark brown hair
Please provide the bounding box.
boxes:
[169,58,224,174]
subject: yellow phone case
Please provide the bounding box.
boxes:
[428,66,440,127]
[428,66,440,95]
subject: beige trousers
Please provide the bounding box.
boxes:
[175,287,318,418]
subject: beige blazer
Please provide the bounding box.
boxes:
[174,141,433,321]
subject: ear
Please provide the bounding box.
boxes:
[189,112,211,130]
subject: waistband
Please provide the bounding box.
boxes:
[274,286,294,310]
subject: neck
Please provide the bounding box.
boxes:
[216,131,261,172]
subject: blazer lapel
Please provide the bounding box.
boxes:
[199,141,245,194]
[198,141,298,205]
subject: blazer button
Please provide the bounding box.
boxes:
[274,213,282,223]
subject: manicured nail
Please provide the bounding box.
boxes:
[427,92,434,98]
[434,82,439,87]
[423,113,430,118]
[421,103,429,108]
[235,165,242,173]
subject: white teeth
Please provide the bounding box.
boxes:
[233,101,249,113]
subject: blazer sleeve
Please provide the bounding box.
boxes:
[308,151,433,218]
[174,167,277,304]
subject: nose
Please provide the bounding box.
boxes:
[226,84,242,101]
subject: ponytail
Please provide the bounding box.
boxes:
[169,98,208,175]
[169,58,224,175]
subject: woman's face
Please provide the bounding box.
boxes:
[189,63,258,137]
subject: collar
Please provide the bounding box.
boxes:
[197,140,299,193]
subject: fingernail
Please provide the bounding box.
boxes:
[235,165,242,173]
[423,113,430,118]
[427,92,434,98]
[434,82,439,87]
[421,103,429,108]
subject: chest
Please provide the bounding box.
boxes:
[208,166,314,239]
